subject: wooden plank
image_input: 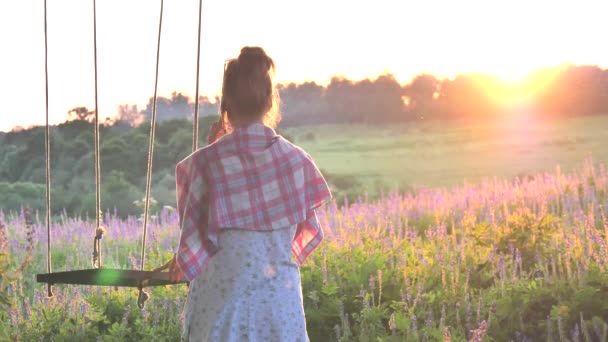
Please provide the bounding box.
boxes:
[36,268,188,287]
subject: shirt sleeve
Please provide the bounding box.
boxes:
[174,156,219,281]
[291,154,332,264]
[175,158,190,231]
[292,208,324,265]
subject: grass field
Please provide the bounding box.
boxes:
[286,115,608,197]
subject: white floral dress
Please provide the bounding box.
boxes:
[182,225,309,342]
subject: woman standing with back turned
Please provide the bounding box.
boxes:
[155,46,332,341]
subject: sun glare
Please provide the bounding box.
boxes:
[494,66,537,85]
[479,66,562,113]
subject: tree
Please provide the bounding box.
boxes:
[101,171,140,216]
[405,74,441,119]
[67,107,95,122]
[325,74,407,124]
[279,82,328,126]
[535,65,608,117]
[142,92,192,121]
[116,104,143,127]
[196,96,220,117]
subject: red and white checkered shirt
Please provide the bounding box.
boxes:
[175,123,332,281]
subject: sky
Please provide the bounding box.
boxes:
[0,0,607,132]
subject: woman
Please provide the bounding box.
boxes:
[155,46,332,341]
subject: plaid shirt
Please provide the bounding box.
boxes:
[175,123,332,281]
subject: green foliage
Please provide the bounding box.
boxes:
[0,250,12,309]
[0,182,46,213]
[0,117,220,218]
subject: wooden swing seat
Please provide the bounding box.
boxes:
[36,268,188,288]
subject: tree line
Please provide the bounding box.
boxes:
[57,64,608,127]
[283,64,608,124]
[1,64,607,217]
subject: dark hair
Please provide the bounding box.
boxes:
[221,46,281,128]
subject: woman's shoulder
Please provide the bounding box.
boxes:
[275,135,312,159]
[175,141,218,174]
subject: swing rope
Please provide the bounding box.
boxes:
[140,0,164,275]
[43,0,53,298]
[40,0,200,299]
[192,0,204,152]
[92,0,103,269]
[137,0,164,308]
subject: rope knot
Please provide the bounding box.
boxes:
[95,226,106,240]
[92,226,106,268]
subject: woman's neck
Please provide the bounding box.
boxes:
[229,115,265,128]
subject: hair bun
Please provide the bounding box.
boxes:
[238,46,272,71]
[240,46,266,57]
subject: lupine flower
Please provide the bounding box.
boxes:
[580,312,593,342]
[128,254,139,270]
[80,301,90,316]
[388,313,396,335]
[498,253,506,295]
[152,310,160,326]
[443,327,451,342]
[411,314,418,338]
[0,213,7,252]
[342,312,352,337]
[426,309,434,328]
[333,324,341,339]
[23,300,32,320]
[469,320,488,342]
[515,248,522,276]
[592,318,608,340]
[440,301,446,331]
[412,283,423,310]
[377,270,382,306]
[488,300,497,327]
[476,295,483,325]
[8,308,18,326]
[404,277,412,306]
[572,323,581,342]
[321,250,328,286]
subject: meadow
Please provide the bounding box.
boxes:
[287,115,608,201]
[1,115,608,341]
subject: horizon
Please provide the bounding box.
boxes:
[2,62,606,133]
[1,0,607,132]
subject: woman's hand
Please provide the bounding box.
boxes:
[153,255,185,283]
[207,120,226,144]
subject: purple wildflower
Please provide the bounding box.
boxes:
[426,309,433,328]
[411,314,418,337]
[469,320,488,342]
[572,323,581,342]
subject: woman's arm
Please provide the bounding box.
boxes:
[152,254,184,282]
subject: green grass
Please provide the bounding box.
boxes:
[285,115,608,195]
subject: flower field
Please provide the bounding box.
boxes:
[1,159,608,341]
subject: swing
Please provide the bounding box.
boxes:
[35,0,205,308]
